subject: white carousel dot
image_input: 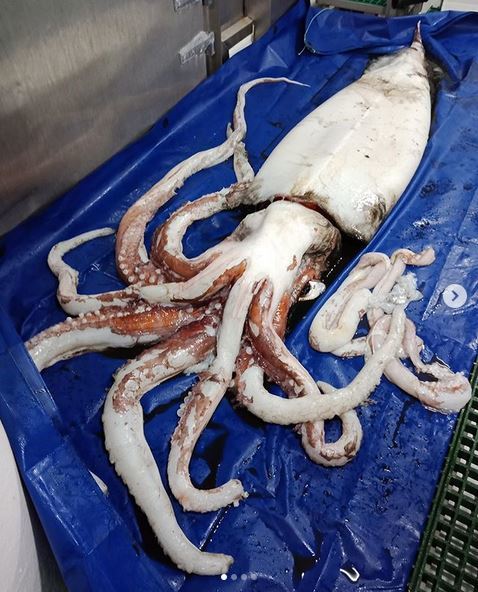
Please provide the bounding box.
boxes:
[149,276,156,284]
[128,276,135,284]
[230,574,237,581]
[241,573,247,581]
[220,574,227,581]
[139,274,146,281]
[250,573,258,581]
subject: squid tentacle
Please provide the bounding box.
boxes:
[309,252,390,352]
[151,183,251,279]
[168,278,254,512]
[363,247,470,412]
[102,318,233,575]
[245,278,362,465]
[247,279,324,400]
[239,306,406,425]
[141,258,247,304]
[227,122,255,183]
[48,228,145,315]
[391,247,435,267]
[367,247,433,325]
[115,77,305,285]
[307,246,469,413]
[309,247,432,356]
[368,314,471,413]
[330,337,368,358]
[300,381,363,467]
[26,302,210,371]
[364,248,470,411]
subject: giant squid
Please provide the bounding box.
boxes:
[25,27,471,575]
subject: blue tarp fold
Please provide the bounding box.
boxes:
[0,2,477,590]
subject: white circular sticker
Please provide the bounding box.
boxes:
[442,284,467,309]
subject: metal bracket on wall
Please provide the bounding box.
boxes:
[173,0,201,12]
[221,17,254,60]
[178,30,215,64]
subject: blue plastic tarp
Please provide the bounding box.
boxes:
[0,2,477,591]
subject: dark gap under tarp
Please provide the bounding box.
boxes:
[0,2,477,591]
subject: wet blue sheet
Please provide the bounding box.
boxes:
[0,2,477,591]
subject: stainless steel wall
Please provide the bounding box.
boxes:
[246,0,297,38]
[218,0,244,28]
[0,0,206,234]
[0,0,298,235]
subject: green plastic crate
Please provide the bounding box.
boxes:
[409,361,478,592]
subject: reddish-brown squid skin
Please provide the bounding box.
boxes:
[146,260,247,305]
[102,314,235,576]
[26,300,217,371]
[151,187,247,280]
[112,317,218,413]
[247,264,329,397]
[151,201,218,279]
[30,302,209,343]
[57,284,137,309]
[149,189,339,284]
[114,77,295,289]
[235,258,327,402]
[235,262,363,466]
[192,261,247,303]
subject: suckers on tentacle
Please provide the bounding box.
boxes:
[26,302,213,371]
